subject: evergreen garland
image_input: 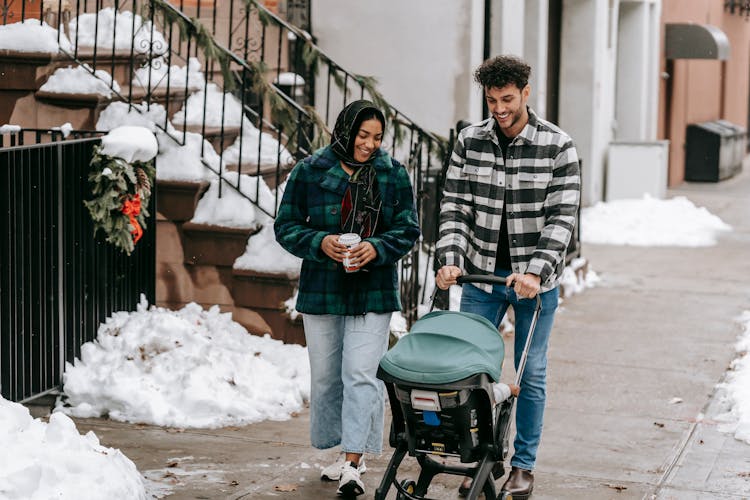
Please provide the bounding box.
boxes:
[84,146,156,255]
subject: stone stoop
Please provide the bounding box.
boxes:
[184,124,241,154]
[0,50,59,127]
[0,49,157,129]
[222,157,293,190]
[33,85,189,130]
[181,222,256,266]
[75,49,149,85]
[155,214,272,336]
[232,268,304,345]
[177,221,305,343]
[156,179,208,222]
[33,90,112,129]
[1,46,306,346]
[154,163,304,344]
[0,50,57,91]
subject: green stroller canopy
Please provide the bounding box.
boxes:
[380,310,505,384]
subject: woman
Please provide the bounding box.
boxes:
[274,100,420,497]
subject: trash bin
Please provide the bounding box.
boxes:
[685,120,744,182]
[716,119,746,175]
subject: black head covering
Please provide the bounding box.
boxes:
[330,100,386,168]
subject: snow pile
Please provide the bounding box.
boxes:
[68,8,166,55]
[57,300,310,429]
[96,101,170,132]
[53,122,74,137]
[156,130,218,182]
[222,121,295,170]
[171,83,244,128]
[0,398,146,499]
[234,222,302,278]
[190,171,277,229]
[0,124,22,134]
[559,257,600,298]
[132,57,205,91]
[717,311,750,444]
[40,65,120,97]
[100,126,158,163]
[581,195,731,246]
[0,21,72,53]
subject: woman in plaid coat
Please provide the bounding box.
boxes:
[274,100,420,497]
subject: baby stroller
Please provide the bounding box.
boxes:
[374,275,541,500]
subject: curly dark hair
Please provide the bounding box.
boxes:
[474,55,531,90]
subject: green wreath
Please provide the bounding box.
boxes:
[84,145,156,255]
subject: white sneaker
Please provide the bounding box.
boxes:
[320,456,367,481]
[336,461,365,497]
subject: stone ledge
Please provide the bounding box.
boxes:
[156,179,208,222]
[184,124,241,153]
[232,268,297,310]
[222,159,293,190]
[0,50,55,90]
[181,222,256,266]
[255,309,305,346]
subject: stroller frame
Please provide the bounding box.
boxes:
[374,275,542,500]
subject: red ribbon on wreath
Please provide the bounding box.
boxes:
[121,193,143,244]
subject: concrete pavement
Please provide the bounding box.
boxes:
[36,163,750,499]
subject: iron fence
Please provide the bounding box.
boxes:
[0,132,155,403]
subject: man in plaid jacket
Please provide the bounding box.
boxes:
[435,55,580,499]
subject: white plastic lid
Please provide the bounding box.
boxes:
[338,233,361,246]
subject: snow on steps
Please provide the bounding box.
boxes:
[0,48,302,344]
[0,48,154,128]
[156,181,303,345]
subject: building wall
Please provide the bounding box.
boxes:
[489,0,549,119]
[659,0,750,185]
[310,0,551,137]
[310,0,664,206]
[310,0,484,135]
[559,0,617,205]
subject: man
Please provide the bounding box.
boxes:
[435,55,580,499]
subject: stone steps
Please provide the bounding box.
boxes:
[1,48,187,128]
[155,180,303,344]
[0,47,305,345]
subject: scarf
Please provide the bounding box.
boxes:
[331,100,385,238]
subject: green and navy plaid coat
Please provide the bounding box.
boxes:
[274,146,420,315]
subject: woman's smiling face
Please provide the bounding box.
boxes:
[352,118,383,163]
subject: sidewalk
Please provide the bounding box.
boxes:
[64,165,750,499]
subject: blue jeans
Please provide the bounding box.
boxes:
[302,312,391,454]
[460,270,559,471]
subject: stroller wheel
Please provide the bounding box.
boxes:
[497,492,513,500]
[397,479,417,500]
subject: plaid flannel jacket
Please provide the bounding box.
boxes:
[274,146,420,315]
[436,108,580,293]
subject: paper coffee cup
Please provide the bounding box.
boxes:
[339,233,361,273]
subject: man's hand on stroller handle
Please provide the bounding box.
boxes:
[506,272,541,299]
[436,266,541,298]
[435,265,462,289]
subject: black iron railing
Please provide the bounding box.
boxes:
[1,0,451,326]
[0,131,155,402]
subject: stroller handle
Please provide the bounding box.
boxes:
[457,274,510,286]
[457,274,542,307]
